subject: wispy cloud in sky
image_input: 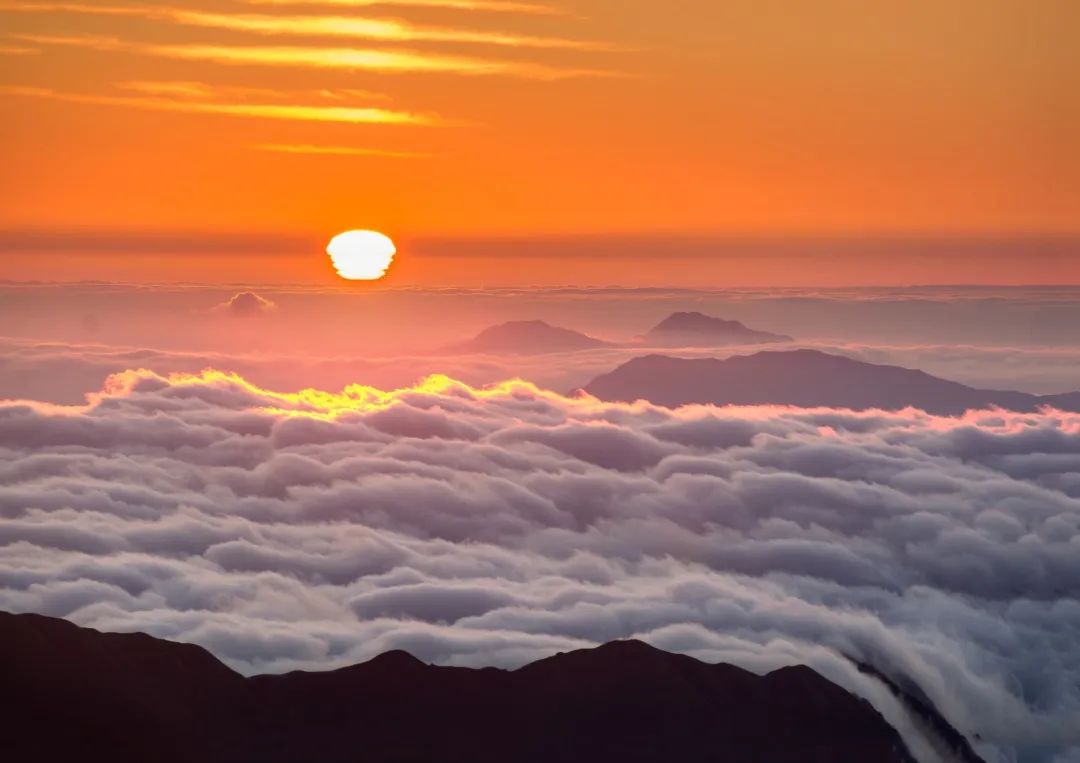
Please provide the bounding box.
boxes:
[0,3,605,50]
[14,33,614,79]
[0,0,610,164]
[255,143,432,158]
[116,80,388,102]
[243,0,562,14]
[0,42,38,54]
[1,85,437,125]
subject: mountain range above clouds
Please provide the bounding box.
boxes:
[582,349,1080,415]
[443,312,793,355]
[2,611,927,763]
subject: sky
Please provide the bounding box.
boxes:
[1,0,1078,285]
[3,6,1080,760]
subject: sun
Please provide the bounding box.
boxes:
[326,230,396,281]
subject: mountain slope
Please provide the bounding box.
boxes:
[583,349,1080,414]
[646,311,792,345]
[447,320,613,354]
[2,611,917,763]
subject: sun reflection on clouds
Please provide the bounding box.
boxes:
[10,368,577,420]
[17,367,1080,439]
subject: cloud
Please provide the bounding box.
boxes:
[13,33,614,80]
[1,3,607,50]
[115,81,388,103]
[5,325,1080,411]
[213,292,277,318]
[0,43,38,55]
[254,143,431,159]
[1,369,1079,761]
[242,0,561,13]
[0,84,437,126]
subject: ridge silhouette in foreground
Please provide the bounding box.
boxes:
[3,611,916,762]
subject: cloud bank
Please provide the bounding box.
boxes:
[1,370,1078,762]
[6,333,1080,409]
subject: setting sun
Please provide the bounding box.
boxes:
[326,230,396,280]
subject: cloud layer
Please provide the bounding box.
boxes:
[6,332,1080,409]
[1,370,1078,762]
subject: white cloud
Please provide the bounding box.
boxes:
[1,370,1079,761]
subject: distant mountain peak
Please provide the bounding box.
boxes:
[522,638,675,671]
[448,319,613,354]
[653,311,750,331]
[364,649,427,668]
[591,637,657,652]
[646,312,792,346]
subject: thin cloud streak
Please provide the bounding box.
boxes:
[117,80,226,99]
[116,80,388,102]
[14,33,614,79]
[0,85,438,125]
[255,143,432,158]
[0,43,38,54]
[0,3,607,50]
[244,0,562,14]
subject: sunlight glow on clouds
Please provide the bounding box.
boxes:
[255,143,431,158]
[14,33,613,79]
[115,80,388,103]
[0,0,611,187]
[1,369,1078,762]
[0,3,606,50]
[0,42,37,54]
[0,84,437,125]
[242,0,562,14]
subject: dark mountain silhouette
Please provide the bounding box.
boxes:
[447,320,613,354]
[646,311,792,345]
[583,349,1080,414]
[3,611,918,763]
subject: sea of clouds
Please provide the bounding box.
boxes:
[1,370,1078,762]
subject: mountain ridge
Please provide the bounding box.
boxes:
[2,610,922,763]
[442,312,792,355]
[583,349,1080,414]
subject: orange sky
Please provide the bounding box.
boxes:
[1,0,1078,284]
